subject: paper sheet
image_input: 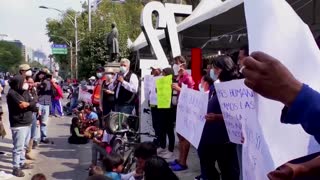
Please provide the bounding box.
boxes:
[242,0,320,179]
[176,86,208,148]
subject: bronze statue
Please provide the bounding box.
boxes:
[106,22,120,62]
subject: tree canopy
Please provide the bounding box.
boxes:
[0,41,23,73]
[46,0,143,79]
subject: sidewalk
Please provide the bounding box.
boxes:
[0,95,200,180]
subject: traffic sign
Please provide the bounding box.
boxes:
[51,44,68,55]
[51,44,68,48]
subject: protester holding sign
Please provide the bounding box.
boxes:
[242,51,320,179]
[170,56,195,171]
[198,55,240,180]
[156,68,176,159]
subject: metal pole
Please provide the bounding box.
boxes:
[88,0,92,32]
[70,41,73,79]
[75,15,78,80]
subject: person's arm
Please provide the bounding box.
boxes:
[121,74,139,93]
[205,113,224,121]
[74,127,84,137]
[282,84,320,136]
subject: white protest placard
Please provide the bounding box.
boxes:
[176,86,208,148]
[149,76,162,105]
[78,89,92,104]
[215,79,255,144]
[143,75,153,101]
[242,0,320,179]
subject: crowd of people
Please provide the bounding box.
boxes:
[1,40,320,180]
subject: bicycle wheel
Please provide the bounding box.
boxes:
[112,139,125,158]
[122,151,135,174]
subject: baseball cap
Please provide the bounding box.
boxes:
[89,76,96,80]
[150,64,161,70]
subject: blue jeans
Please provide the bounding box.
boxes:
[115,104,134,114]
[31,113,39,143]
[39,104,50,141]
[11,126,30,168]
[69,97,78,113]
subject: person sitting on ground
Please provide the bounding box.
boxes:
[103,153,124,180]
[68,117,89,144]
[89,166,104,176]
[83,105,99,127]
[144,156,179,180]
[31,173,47,180]
[90,128,113,169]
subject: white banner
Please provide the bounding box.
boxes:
[176,86,208,148]
[242,0,320,179]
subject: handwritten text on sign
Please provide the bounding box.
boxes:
[176,86,208,148]
[215,79,256,144]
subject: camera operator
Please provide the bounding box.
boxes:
[34,68,52,144]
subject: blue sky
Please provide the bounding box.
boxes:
[0,0,84,56]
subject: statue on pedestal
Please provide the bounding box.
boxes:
[106,22,120,62]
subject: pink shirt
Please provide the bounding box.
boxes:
[178,72,195,89]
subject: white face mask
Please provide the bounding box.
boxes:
[96,73,103,79]
[106,74,113,80]
[25,70,32,77]
[119,66,127,74]
[210,69,217,81]
[22,83,29,90]
[198,84,204,92]
[173,64,179,75]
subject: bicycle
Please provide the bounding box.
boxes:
[112,128,156,174]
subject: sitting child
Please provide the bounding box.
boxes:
[68,117,89,144]
[103,153,124,180]
[83,105,99,127]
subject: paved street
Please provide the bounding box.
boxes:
[0,95,200,180]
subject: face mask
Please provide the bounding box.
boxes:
[210,69,217,81]
[96,73,102,79]
[25,70,32,77]
[22,83,29,90]
[106,74,113,80]
[173,64,179,76]
[198,84,204,92]
[119,66,127,74]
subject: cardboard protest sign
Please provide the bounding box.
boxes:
[176,86,208,148]
[156,75,173,108]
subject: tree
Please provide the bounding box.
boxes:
[0,41,23,73]
[46,0,143,79]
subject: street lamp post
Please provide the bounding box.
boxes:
[39,5,79,79]
[88,0,92,32]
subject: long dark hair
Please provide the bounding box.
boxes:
[70,117,80,133]
[144,156,179,180]
[212,55,239,82]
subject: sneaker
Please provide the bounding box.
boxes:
[157,148,166,155]
[160,150,173,159]
[170,163,188,171]
[168,159,179,166]
[12,168,25,177]
[41,139,50,144]
[194,175,202,180]
[20,163,34,169]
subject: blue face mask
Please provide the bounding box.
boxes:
[210,69,217,81]
[198,84,204,92]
